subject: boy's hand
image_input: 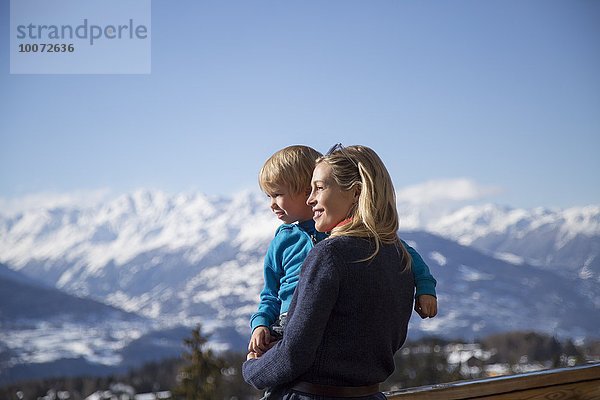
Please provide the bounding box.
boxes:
[248,326,271,355]
[415,295,437,319]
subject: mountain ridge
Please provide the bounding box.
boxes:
[0,189,598,382]
[2,189,598,271]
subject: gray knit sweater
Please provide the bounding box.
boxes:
[242,235,415,389]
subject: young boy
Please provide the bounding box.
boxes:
[249,145,437,355]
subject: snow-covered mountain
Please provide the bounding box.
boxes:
[2,189,597,276]
[0,190,278,382]
[401,231,598,339]
[421,204,599,271]
[0,263,158,384]
[0,189,598,382]
[398,202,600,308]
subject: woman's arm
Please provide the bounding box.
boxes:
[242,244,340,390]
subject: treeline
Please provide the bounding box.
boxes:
[1,329,598,400]
[383,331,598,390]
[0,326,259,400]
[0,358,184,400]
[0,354,260,400]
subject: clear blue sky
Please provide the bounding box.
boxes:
[1,0,599,209]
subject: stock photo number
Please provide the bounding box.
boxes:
[18,43,75,52]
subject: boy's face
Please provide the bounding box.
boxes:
[266,185,313,224]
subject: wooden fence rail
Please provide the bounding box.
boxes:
[385,363,600,400]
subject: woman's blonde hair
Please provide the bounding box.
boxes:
[317,144,411,268]
[259,145,322,195]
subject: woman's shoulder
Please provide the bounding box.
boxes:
[313,235,367,255]
[315,235,401,260]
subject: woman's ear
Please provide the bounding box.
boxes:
[353,185,361,203]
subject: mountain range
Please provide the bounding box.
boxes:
[0,189,598,384]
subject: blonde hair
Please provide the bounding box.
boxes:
[317,145,411,267]
[259,145,322,195]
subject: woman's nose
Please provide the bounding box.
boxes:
[306,191,316,206]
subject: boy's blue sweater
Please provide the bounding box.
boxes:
[249,219,436,332]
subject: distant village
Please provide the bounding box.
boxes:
[33,384,171,400]
[9,331,597,400]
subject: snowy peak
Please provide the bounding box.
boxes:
[415,203,600,275]
[1,190,598,274]
[428,204,600,246]
[0,190,277,272]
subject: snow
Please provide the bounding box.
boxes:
[429,251,447,266]
[1,189,598,273]
[1,320,148,366]
[135,392,172,400]
[1,188,599,369]
[416,309,460,333]
[429,205,532,244]
[494,252,524,265]
[579,265,594,280]
[459,265,494,282]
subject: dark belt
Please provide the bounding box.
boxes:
[291,381,381,397]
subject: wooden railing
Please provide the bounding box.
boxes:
[385,363,600,400]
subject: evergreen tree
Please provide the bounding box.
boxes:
[173,324,225,400]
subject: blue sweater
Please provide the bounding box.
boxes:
[243,235,415,389]
[249,219,436,331]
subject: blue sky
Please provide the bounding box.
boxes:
[1,0,599,209]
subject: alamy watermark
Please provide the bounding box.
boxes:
[10,0,151,74]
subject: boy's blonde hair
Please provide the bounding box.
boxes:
[259,145,322,195]
[317,145,411,268]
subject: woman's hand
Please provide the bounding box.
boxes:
[415,294,438,318]
[247,351,259,360]
[248,326,271,355]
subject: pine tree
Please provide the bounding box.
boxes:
[173,324,225,400]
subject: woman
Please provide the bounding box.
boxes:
[243,144,414,399]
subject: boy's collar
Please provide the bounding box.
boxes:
[297,219,316,230]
